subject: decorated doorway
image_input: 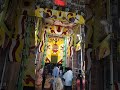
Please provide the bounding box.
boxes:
[34,8,85,89]
[35,7,85,68]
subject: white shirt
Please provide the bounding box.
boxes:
[63,70,73,86]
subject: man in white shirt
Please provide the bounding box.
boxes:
[63,67,73,90]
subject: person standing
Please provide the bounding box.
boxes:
[59,66,63,79]
[55,77,64,90]
[63,67,73,90]
[52,64,59,90]
[76,73,86,90]
[76,74,83,90]
[35,68,43,90]
[42,66,48,90]
[52,64,59,78]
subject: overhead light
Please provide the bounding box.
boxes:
[53,0,66,7]
[77,34,80,37]
[77,34,82,41]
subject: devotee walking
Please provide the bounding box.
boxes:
[52,64,60,90]
[55,77,64,90]
[63,67,73,90]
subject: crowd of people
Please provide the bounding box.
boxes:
[35,63,85,90]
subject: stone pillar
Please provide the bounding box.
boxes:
[5,62,20,90]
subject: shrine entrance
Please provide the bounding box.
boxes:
[51,55,58,64]
[35,7,85,69]
[18,6,85,89]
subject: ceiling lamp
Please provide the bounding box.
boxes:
[53,0,66,6]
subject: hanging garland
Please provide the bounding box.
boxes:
[35,8,85,25]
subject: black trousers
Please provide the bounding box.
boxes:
[64,85,72,90]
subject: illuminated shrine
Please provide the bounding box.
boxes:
[35,7,85,67]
